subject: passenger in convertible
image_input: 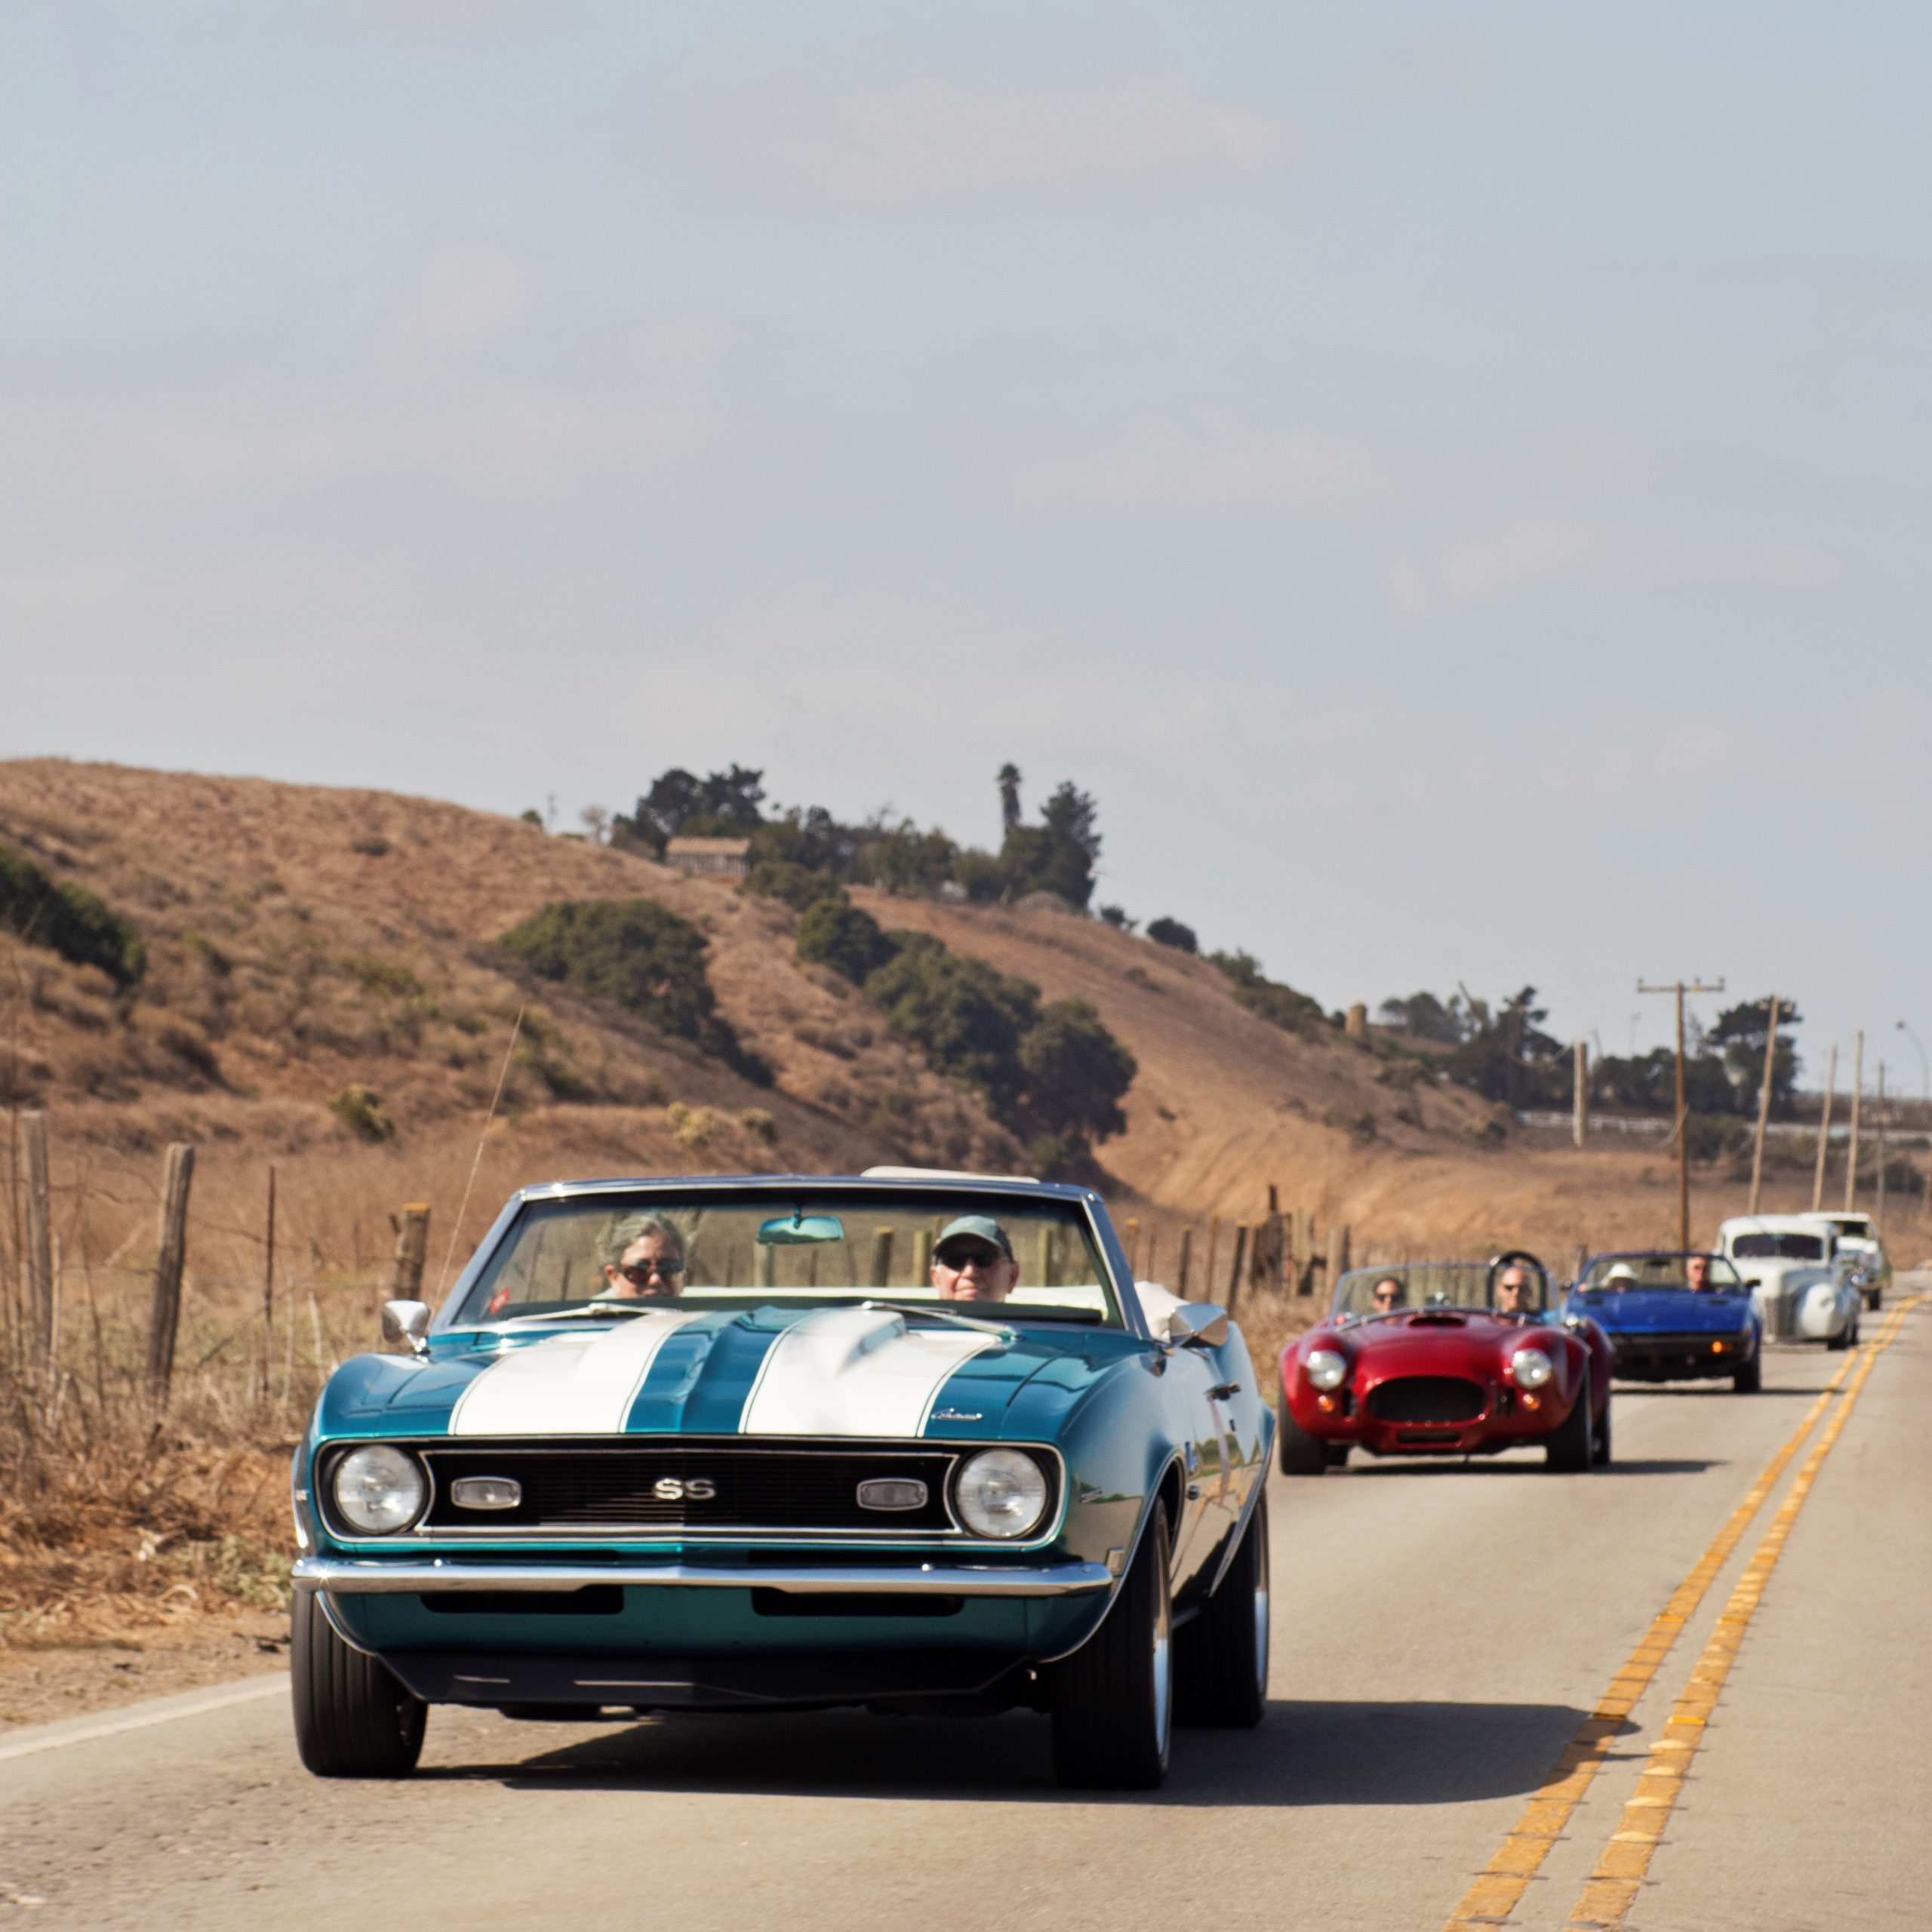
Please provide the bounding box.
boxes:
[1493,1266,1535,1316]
[931,1216,1018,1303]
[598,1213,688,1300]
[1371,1275,1407,1312]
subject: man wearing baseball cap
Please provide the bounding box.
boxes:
[931,1215,1019,1303]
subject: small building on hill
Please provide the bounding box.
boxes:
[663,835,752,879]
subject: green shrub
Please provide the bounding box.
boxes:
[1210,949,1327,1037]
[499,897,769,1084]
[1017,998,1137,1150]
[952,849,1004,903]
[0,844,146,987]
[331,1084,395,1142]
[743,860,848,913]
[796,899,897,984]
[865,937,1035,1118]
[1146,916,1196,954]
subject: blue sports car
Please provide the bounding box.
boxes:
[289,1171,1273,1789]
[1564,1251,1764,1392]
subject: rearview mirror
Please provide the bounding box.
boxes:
[1165,1303,1229,1349]
[381,1299,431,1355]
[757,1212,847,1246]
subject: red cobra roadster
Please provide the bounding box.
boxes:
[1277,1251,1614,1474]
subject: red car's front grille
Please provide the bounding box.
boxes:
[1367,1377,1487,1424]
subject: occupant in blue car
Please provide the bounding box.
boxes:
[931,1215,1019,1303]
[1493,1266,1534,1316]
[1685,1254,1714,1293]
[597,1213,687,1300]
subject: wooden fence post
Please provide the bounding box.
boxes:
[390,1204,431,1299]
[146,1143,195,1403]
[912,1227,934,1285]
[1328,1223,1352,1301]
[1293,1208,1313,1294]
[21,1112,54,1374]
[1204,1217,1220,1293]
[1177,1226,1194,1300]
[1124,1218,1142,1277]
[1226,1225,1250,1312]
[1573,1040,1589,1148]
[872,1227,896,1290]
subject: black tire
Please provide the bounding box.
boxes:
[1732,1349,1761,1392]
[1175,1493,1269,1729]
[1323,1443,1352,1469]
[292,1589,426,1778]
[1546,1362,1594,1472]
[1277,1405,1328,1475]
[1592,1392,1614,1466]
[1049,1505,1173,1789]
[1827,1324,1850,1352]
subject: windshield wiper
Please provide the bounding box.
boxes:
[860,1299,1014,1340]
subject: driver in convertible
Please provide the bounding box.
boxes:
[1685,1254,1715,1292]
[597,1214,688,1300]
[1493,1266,1536,1316]
[931,1216,1018,1303]
[1370,1275,1407,1313]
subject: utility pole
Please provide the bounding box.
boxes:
[1810,1042,1837,1211]
[1638,977,1725,1252]
[1844,1029,1864,1211]
[1747,995,1783,1215]
[1874,1064,1887,1238]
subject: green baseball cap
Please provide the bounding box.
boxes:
[934,1214,1014,1263]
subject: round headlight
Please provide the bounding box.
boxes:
[332,1444,427,1535]
[1510,1347,1553,1390]
[1305,1348,1349,1392]
[954,1448,1050,1540]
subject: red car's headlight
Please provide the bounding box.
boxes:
[1305,1348,1349,1392]
[1509,1347,1554,1389]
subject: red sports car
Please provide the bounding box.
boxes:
[1277,1251,1614,1473]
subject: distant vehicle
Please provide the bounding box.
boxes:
[1714,1215,1862,1348]
[288,1172,1273,1791]
[1564,1251,1764,1391]
[1277,1251,1614,1473]
[1797,1211,1890,1310]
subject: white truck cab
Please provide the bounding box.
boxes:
[1715,1214,1862,1348]
[1796,1211,1890,1309]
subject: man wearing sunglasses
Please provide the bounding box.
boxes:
[598,1213,687,1300]
[930,1215,1019,1304]
[1370,1275,1407,1314]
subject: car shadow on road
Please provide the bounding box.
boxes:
[1614,1385,1828,1398]
[1337,1457,1717,1477]
[433,1696,1614,1807]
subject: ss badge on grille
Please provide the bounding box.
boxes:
[652,1476,715,1502]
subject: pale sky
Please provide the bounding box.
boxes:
[5,3,1927,1085]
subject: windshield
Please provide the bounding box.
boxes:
[1730,1232,1824,1261]
[1578,1252,1744,1292]
[1825,1217,1872,1240]
[450,1189,1123,1327]
[1332,1260,1549,1318]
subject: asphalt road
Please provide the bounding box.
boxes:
[2,1288,1924,1932]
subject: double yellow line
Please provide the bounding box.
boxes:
[1443,1294,1921,1932]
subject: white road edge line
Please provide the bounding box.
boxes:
[0,1672,290,1764]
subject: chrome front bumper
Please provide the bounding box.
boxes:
[291,1555,1114,1597]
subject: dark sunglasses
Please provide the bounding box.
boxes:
[617,1258,683,1284]
[937,1244,1004,1269]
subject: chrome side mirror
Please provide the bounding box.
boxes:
[1165,1303,1230,1349]
[381,1299,432,1355]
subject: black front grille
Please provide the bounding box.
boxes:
[415,1441,961,1534]
[1367,1377,1487,1424]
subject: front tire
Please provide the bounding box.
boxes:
[1050,1505,1172,1789]
[1546,1363,1594,1472]
[292,1589,426,1778]
[1732,1349,1761,1393]
[1277,1404,1328,1475]
[1175,1493,1269,1729]
[1592,1392,1614,1466]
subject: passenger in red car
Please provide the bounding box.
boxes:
[1371,1276,1406,1312]
[1493,1266,1534,1315]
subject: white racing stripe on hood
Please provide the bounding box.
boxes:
[739,1307,998,1438]
[450,1312,699,1436]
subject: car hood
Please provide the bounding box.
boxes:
[1571,1291,1751,1334]
[1321,1313,1537,1380]
[318,1305,1135,1444]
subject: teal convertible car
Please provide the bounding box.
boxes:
[291,1172,1273,1789]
